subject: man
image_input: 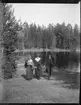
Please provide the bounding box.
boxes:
[47,53,53,80]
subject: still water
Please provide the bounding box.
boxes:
[17,51,80,72]
[15,51,80,89]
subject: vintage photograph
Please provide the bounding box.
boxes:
[0,2,80,103]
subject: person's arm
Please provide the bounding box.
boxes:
[24,61,28,68]
[31,60,34,68]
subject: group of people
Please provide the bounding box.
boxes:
[24,53,53,80]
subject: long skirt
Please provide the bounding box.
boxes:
[35,67,41,79]
[40,66,42,77]
[26,66,33,80]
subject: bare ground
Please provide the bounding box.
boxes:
[0,63,80,103]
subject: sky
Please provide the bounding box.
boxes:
[11,3,80,28]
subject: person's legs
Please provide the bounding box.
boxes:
[48,68,50,80]
[49,70,51,79]
[40,66,42,78]
[35,68,40,79]
[30,66,33,79]
[35,68,37,79]
[37,68,40,80]
[48,65,52,80]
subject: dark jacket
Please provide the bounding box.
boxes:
[24,61,28,68]
[46,54,53,73]
[34,57,42,78]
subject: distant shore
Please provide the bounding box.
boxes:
[14,48,80,53]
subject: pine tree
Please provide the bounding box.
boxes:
[1,3,18,79]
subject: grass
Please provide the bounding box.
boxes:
[0,52,80,103]
[1,62,79,103]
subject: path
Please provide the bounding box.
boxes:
[1,63,80,103]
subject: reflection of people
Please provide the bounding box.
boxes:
[47,54,53,80]
[34,54,42,80]
[25,55,34,80]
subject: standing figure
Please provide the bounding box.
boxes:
[24,55,34,80]
[34,54,42,80]
[47,54,53,80]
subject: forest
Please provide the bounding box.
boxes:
[16,20,80,51]
[0,3,80,51]
[0,3,80,78]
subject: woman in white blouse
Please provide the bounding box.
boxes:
[25,55,34,80]
[34,54,42,80]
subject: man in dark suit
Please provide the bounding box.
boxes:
[46,53,53,80]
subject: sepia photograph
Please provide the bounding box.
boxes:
[0,1,80,103]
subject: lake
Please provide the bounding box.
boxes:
[15,51,80,90]
[15,51,80,72]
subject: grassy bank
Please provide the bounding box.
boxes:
[2,70,79,103]
[1,62,79,103]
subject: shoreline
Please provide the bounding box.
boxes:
[14,48,80,53]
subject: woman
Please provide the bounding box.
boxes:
[34,54,42,80]
[24,55,34,80]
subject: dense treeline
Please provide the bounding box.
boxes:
[17,22,80,50]
[1,4,19,78]
[1,4,80,79]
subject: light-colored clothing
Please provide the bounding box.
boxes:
[34,57,42,79]
[35,57,41,62]
[25,58,34,80]
[27,59,34,66]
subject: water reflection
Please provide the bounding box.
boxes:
[41,51,80,89]
[52,69,80,89]
[15,51,80,90]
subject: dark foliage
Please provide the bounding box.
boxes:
[1,3,18,79]
[17,22,80,50]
